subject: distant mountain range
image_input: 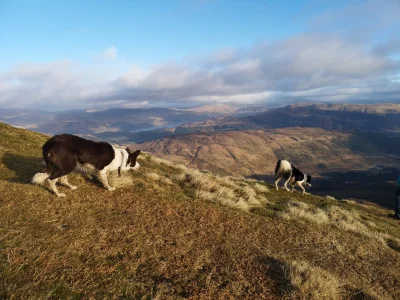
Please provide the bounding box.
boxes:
[174,102,400,134]
[0,107,220,136]
[3,102,400,145]
[0,104,270,143]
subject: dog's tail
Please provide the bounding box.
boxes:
[32,172,50,186]
[275,159,292,179]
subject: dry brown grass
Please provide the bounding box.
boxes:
[173,168,268,211]
[1,122,400,299]
[253,182,269,193]
[280,201,394,246]
[148,155,175,167]
[280,201,330,225]
[286,261,342,300]
[108,171,136,188]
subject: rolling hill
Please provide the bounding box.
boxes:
[138,127,400,207]
[111,102,400,144]
[138,127,400,176]
[0,107,215,138]
[1,122,400,299]
[173,102,400,134]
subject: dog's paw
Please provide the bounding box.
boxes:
[108,187,116,191]
[56,193,66,197]
[70,186,77,190]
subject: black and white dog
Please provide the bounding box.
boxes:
[32,134,141,197]
[274,159,312,194]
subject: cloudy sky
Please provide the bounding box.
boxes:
[1,0,399,110]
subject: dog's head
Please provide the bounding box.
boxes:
[305,175,312,189]
[125,148,141,171]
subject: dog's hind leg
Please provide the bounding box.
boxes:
[46,154,77,197]
[284,177,291,192]
[59,175,77,190]
[47,178,66,197]
[275,176,281,191]
[98,169,115,191]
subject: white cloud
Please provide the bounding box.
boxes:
[101,46,118,61]
[2,0,400,112]
[1,34,399,110]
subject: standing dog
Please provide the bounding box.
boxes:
[32,134,141,197]
[274,159,312,194]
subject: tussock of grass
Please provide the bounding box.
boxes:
[286,261,342,300]
[145,171,161,181]
[280,201,392,245]
[280,201,329,225]
[175,169,268,211]
[253,182,269,193]
[174,163,189,172]
[148,155,175,167]
[144,171,174,186]
[108,171,136,188]
[239,185,259,205]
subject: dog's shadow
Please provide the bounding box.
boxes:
[2,152,44,184]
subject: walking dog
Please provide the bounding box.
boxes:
[32,134,140,197]
[274,159,312,194]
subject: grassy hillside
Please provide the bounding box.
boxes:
[1,122,400,299]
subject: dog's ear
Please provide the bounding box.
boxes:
[125,147,131,153]
[131,150,141,160]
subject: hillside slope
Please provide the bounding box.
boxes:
[1,123,400,299]
[138,127,400,177]
[246,103,400,132]
[171,103,400,136]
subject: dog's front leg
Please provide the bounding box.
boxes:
[59,175,77,190]
[297,182,306,194]
[98,170,115,191]
[47,178,66,197]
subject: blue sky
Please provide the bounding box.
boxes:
[0,0,399,109]
[0,0,312,67]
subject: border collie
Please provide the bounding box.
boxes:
[274,159,311,194]
[32,134,141,197]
